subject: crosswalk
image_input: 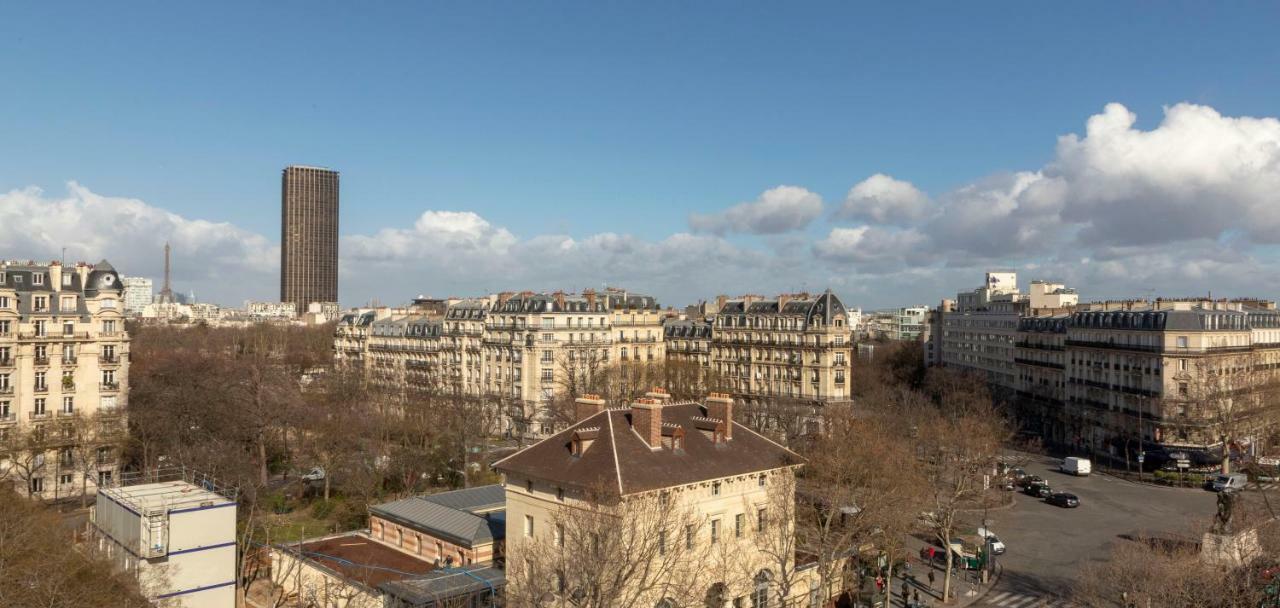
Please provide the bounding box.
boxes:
[979,590,1074,608]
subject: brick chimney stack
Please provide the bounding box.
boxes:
[644,387,671,403]
[574,394,606,421]
[584,289,597,310]
[706,393,734,441]
[631,398,663,449]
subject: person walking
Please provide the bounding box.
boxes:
[928,570,936,589]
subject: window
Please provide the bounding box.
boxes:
[1176,336,1188,348]
[33,273,44,286]
[62,321,73,336]
[556,487,564,501]
[33,295,48,311]
[685,525,694,550]
[0,320,8,335]
[62,273,72,287]
[102,370,116,386]
[757,508,766,532]
[62,397,73,413]
[658,530,666,555]
[34,320,46,337]
[712,481,721,496]
[735,514,745,538]
[97,446,111,464]
[1179,359,1188,372]
[541,350,553,363]
[541,369,554,382]
[34,398,46,415]
[102,320,117,334]
[60,296,75,311]
[710,519,720,544]
[34,372,46,391]
[0,401,9,419]
[98,471,113,487]
[524,515,534,538]
[30,477,43,493]
[1178,382,1189,397]
[526,479,534,493]
[0,296,8,309]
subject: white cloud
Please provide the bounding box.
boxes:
[812,226,928,268]
[834,173,933,225]
[689,185,823,235]
[0,182,277,302]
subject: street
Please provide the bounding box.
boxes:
[966,452,1218,607]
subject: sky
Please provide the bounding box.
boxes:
[2,2,1280,309]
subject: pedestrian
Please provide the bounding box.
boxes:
[901,586,910,607]
[914,589,921,606]
[876,575,884,593]
[928,570,936,589]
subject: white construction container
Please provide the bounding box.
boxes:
[93,476,237,608]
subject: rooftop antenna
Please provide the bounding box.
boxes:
[61,246,66,266]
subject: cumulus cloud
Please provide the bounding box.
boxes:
[812,226,929,268]
[0,182,277,302]
[689,185,823,235]
[833,173,933,225]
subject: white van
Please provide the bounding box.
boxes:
[1060,457,1092,476]
[1208,473,1248,493]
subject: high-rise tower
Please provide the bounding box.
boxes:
[280,165,340,314]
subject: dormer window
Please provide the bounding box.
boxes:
[32,274,44,286]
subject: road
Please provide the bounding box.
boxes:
[966,452,1218,607]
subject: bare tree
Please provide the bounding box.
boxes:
[0,487,150,606]
[1176,351,1280,474]
[506,486,714,608]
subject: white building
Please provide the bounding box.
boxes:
[92,472,236,608]
[121,276,153,316]
[244,300,297,321]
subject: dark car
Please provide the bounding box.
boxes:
[1047,492,1080,508]
[1024,482,1052,498]
[1019,474,1045,488]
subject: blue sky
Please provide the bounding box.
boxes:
[3,2,1280,308]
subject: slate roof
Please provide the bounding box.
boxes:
[379,565,506,606]
[715,290,847,326]
[664,319,712,339]
[493,401,802,496]
[1069,308,1251,332]
[418,484,505,513]
[369,488,506,548]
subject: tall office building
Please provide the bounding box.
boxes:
[280,165,340,313]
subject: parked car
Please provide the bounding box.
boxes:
[977,527,1006,555]
[1046,492,1080,508]
[1025,482,1052,498]
[1019,474,1045,488]
[1205,473,1248,493]
[1060,457,1092,476]
[1010,468,1028,482]
[301,467,326,483]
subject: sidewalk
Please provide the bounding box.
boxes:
[885,538,1001,608]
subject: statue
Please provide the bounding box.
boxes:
[1212,491,1237,535]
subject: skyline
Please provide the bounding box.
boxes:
[2,3,1280,308]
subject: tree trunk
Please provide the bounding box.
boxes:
[257,435,269,486]
[942,537,954,603]
[323,470,331,502]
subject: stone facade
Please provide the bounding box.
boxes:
[0,260,128,500]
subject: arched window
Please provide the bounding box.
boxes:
[752,570,773,608]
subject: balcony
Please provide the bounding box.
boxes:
[33,356,50,367]
[61,357,77,366]
[33,384,48,394]
[99,355,120,365]
[56,409,77,419]
[0,386,12,396]
[0,357,12,368]
[0,412,15,425]
[29,411,50,421]
[99,382,120,392]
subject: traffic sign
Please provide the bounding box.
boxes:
[1138,454,1145,464]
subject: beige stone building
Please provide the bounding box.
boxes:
[704,291,853,406]
[335,289,665,437]
[0,260,128,499]
[929,270,1280,465]
[495,391,829,607]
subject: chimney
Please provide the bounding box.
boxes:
[574,394,606,421]
[715,295,727,311]
[706,393,734,441]
[584,289,597,310]
[778,294,789,310]
[631,398,663,449]
[644,387,671,403]
[497,292,515,307]
[554,290,566,311]
[48,262,62,293]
